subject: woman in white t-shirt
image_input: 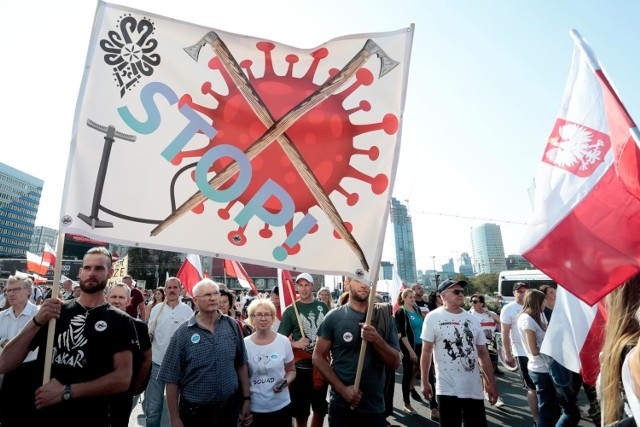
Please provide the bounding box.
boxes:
[517,289,559,427]
[518,289,580,427]
[244,298,296,426]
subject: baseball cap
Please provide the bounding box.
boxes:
[514,282,529,291]
[295,272,314,285]
[437,279,468,293]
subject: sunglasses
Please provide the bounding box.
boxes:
[472,299,481,303]
[444,289,464,296]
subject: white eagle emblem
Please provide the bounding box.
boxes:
[544,123,606,175]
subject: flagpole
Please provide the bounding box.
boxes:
[351,263,381,398]
[285,278,306,339]
[43,233,65,384]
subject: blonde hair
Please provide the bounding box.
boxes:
[317,287,333,309]
[600,275,640,424]
[246,298,276,328]
[397,288,414,307]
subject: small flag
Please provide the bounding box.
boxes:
[42,242,56,267]
[26,252,49,276]
[224,259,258,293]
[176,254,203,297]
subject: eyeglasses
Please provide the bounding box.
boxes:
[472,299,481,304]
[444,289,464,296]
[252,313,273,319]
[196,292,220,299]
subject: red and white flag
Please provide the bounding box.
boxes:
[540,286,606,386]
[224,259,258,294]
[277,269,298,319]
[26,252,49,276]
[176,254,203,297]
[521,29,640,305]
[42,242,56,267]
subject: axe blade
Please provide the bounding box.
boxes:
[184,31,218,62]
[364,39,400,78]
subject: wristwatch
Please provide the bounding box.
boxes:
[62,385,72,401]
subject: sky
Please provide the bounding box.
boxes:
[3,0,640,273]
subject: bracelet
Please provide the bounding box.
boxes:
[32,317,44,327]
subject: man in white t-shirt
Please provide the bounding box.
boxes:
[143,276,193,427]
[500,282,538,425]
[421,279,497,426]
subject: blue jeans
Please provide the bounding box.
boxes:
[530,371,560,427]
[144,362,170,427]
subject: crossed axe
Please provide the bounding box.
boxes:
[150,31,399,272]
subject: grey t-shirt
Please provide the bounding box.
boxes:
[317,304,399,413]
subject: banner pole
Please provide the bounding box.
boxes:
[351,270,379,396]
[43,233,65,384]
[285,278,305,339]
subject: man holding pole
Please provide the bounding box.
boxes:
[278,272,329,427]
[313,277,400,426]
[0,246,135,427]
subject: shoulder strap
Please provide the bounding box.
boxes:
[148,302,165,334]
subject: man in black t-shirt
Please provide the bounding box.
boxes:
[0,247,135,427]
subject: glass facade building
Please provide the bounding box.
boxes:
[390,197,417,284]
[30,225,58,254]
[470,223,508,274]
[0,162,43,257]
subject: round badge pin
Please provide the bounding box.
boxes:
[343,331,353,342]
[95,320,107,332]
[191,334,200,344]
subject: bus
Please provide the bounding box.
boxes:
[497,269,557,302]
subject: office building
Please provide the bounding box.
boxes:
[30,225,58,254]
[390,198,417,284]
[470,223,508,274]
[0,162,43,257]
[459,252,474,276]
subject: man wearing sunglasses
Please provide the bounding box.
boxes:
[420,279,497,426]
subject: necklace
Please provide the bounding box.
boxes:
[77,301,107,315]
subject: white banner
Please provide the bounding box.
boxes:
[60,1,413,284]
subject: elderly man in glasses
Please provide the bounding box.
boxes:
[420,279,497,426]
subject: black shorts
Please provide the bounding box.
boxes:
[289,367,328,420]
[516,355,536,391]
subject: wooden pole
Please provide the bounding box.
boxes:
[43,233,65,383]
[285,278,305,339]
[352,274,379,395]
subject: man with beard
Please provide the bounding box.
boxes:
[0,247,135,427]
[313,277,400,426]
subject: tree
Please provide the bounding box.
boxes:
[467,272,499,296]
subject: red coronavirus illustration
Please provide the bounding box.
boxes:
[173,41,398,254]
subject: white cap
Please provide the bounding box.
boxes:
[295,272,314,285]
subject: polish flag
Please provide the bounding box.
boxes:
[540,286,606,386]
[277,269,298,319]
[26,252,49,276]
[42,242,56,267]
[176,254,203,297]
[224,259,258,294]
[521,29,640,305]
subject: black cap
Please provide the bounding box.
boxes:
[513,282,529,291]
[272,286,279,296]
[437,279,468,293]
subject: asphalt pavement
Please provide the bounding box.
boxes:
[129,367,598,426]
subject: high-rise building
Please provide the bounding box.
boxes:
[506,254,534,270]
[380,261,394,280]
[441,258,455,274]
[30,225,58,254]
[470,223,508,274]
[459,252,474,276]
[390,198,417,284]
[0,162,43,257]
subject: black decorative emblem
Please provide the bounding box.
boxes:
[99,14,161,97]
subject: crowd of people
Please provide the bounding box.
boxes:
[0,249,638,427]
